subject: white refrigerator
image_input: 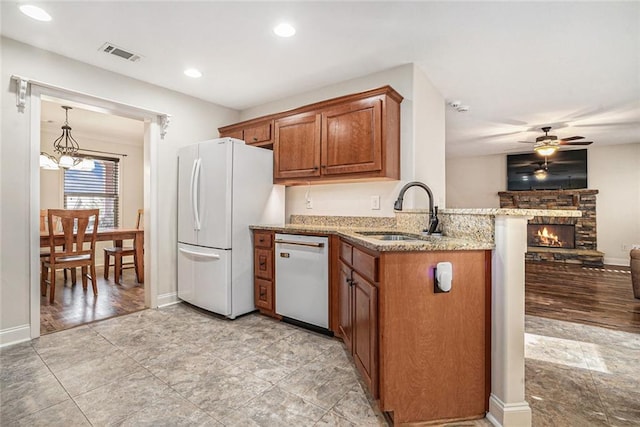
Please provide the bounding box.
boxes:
[177,138,284,318]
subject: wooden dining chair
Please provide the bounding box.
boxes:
[41,209,99,304]
[40,209,76,284]
[104,209,143,284]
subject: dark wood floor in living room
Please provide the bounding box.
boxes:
[40,267,145,335]
[526,261,640,334]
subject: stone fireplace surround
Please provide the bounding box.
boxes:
[498,189,604,266]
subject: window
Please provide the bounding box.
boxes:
[64,156,119,229]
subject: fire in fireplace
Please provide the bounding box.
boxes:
[527,224,576,249]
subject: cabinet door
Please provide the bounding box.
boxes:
[338,260,353,353]
[244,121,273,146]
[254,278,274,311]
[321,97,382,176]
[274,112,321,179]
[254,248,273,280]
[352,271,378,398]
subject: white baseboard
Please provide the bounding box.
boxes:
[157,292,180,308]
[0,324,31,348]
[487,394,531,427]
[603,257,630,267]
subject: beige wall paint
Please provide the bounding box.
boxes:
[1,37,239,338]
[589,143,640,265]
[240,64,446,218]
[445,144,640,265]
[40,128,145,265]
[446,154,504,208]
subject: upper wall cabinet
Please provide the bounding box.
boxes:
[218,86,403,185]
[219,119,274,148]
[274,112,321,180]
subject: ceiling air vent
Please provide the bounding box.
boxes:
[99,42,142,62]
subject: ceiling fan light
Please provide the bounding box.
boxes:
[534,145,558,156]
[534,169,548,180]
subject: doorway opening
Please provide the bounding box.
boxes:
[27,80,165,340]
[39,97,146,334]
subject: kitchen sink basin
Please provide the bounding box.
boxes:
[355,231,422,241]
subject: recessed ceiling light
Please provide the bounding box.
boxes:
[19,4,52,22]
[273,23,296,38]
[184,68,202,78]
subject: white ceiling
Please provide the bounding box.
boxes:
[3,1,639,157]
[40,98,145,147]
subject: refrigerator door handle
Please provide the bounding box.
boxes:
[193,158,202,230]
[189,158,198,230]
[178,247,221,259]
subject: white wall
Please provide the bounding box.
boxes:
[589,143,640,265]
[446,154,504,208]
[446,144,640,265]
[240,64,446,218]
[40,127,145,265]
[1,37,239,338]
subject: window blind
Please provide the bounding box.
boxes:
[64,156,120,229]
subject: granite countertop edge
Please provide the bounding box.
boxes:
[250,224,495,252]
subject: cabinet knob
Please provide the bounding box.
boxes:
[313,166,319,170]
[321,165,326,168]
[253,137,258,142]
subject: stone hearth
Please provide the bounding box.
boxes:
[498,189,604,266]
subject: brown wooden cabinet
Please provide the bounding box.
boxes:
[334,238,491,424]
[252,230,276,316]
[338,240,379,398]
[218,86,402,185]
[219,120,274,149]
[273,112,321,180]
[321,97,382,176]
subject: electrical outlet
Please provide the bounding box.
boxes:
[306,198,313,209]
[371,195,380,210]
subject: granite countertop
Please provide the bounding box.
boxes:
[250,224,494,252]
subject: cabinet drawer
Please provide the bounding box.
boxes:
[353,247,378,283]
[254,231,273,249]
[254,278,274,311]
[254,248,273,280]
[340,241,353,265]
[244,121,273,145]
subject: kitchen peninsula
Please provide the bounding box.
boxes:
[252,207,581,426]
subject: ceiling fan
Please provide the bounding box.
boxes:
[519,126,593,156]
[516,158,553,180]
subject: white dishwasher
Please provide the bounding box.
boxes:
[275,233,329,331]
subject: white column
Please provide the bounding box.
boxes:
[487,215,532,427]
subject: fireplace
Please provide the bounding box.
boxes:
[527,224,575,249]
[499,190,604,266]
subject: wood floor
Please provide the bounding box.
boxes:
[40,266,145,335]
[526,261,640,334]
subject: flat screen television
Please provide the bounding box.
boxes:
[506,149,587,191]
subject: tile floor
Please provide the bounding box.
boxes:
[525,315,640,426]
[2,303,638,426]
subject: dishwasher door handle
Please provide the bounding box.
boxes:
[274,239,325,248]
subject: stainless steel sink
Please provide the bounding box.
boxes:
[355,231,422,241]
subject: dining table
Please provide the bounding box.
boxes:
[40,228,144,283]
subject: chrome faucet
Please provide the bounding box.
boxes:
[393,181,439,235]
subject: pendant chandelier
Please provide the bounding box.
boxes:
[40,106,94,171]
